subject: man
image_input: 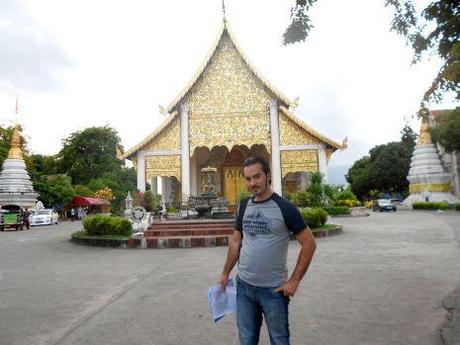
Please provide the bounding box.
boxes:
[219,156,316,345]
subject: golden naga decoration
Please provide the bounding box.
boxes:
[341,137,348,150]
[291,96,300,110]
[418,118,432,145]
[159,105,167,116]
[7,125,23,160]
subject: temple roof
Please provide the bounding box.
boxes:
[166,20,294,114]
[123,19,345,159]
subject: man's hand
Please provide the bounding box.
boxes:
[275,279,300,297]
[218,273,229,291]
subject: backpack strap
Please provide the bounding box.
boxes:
[236,197,250,232]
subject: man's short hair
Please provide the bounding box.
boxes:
[243,156,271,184]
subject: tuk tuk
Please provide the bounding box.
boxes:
[0,204,29,231]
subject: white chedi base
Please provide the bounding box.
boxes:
[403,192,459,207]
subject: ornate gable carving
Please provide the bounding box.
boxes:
[186,33,272,153]
[279,112,321,146]
[144,116,181,151]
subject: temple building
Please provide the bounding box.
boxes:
[123,19,346,207]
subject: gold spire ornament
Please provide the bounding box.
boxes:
[418,118,432,145]
[7,125,23,160]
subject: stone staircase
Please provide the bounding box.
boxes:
[128,219,235,249]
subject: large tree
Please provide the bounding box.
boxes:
[346,125,417,198]
[283,0,459,108]
[33,174,75,210]
[58,126,124,185]
[431,106,460,152]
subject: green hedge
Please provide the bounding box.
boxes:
[412,201,449,210]
[455,203,460,211]
[83,215,133,236]
[324,206,351,215]
[300,207,328,228]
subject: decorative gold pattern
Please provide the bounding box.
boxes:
[7,125,23,160]
[145,155,181,181]
[279,112,322,146]
[418,118,432,145]
[144,117,181,151]
[409,183,451,193]
[186,32,273,154]
[281,150,318,177]
[167,22,293,113]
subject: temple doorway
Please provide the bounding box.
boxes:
[223,147,246,205]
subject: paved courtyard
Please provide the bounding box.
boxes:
[0,211,459,345]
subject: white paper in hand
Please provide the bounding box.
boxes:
[207,278,237,323]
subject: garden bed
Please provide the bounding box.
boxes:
[311,224,343,237]
[71,230,130,248]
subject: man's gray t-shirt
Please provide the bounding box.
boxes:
[235,193,307,288]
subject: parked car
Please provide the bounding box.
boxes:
[0,204,29,231]
[373,199,397,212]
[30,209,59,226]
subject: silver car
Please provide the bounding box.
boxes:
[30,209,59,226]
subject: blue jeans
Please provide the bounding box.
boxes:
[236,277,290,345]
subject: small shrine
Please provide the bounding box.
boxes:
[0,121,38,208]
[403,118,459,206]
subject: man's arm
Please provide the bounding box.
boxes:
[275,227,316,297]
[218,230,242,290]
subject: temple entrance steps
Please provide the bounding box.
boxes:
[134,219,235,249]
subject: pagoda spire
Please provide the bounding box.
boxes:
[8,98,23,160]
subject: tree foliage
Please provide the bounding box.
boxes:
[431,107,460,152]
[58,126,124,185]
[346,125,417,198]
[34,175,75,209]
[283,0,459,106]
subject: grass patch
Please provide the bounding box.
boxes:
[72,230,130,241]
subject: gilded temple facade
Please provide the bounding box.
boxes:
[123,20,346,207]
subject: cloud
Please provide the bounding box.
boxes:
[0,0,73,93]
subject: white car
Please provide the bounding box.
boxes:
[30,209,59,226]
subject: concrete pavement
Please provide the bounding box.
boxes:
[0,211,459,345]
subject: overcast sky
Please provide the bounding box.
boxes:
[0,0,456,183]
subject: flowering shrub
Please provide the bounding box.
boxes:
[335,199,361,207]
[93,187,114,201]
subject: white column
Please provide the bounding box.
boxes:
[190,151,198,196]
[158,177,163,197]
[151,177,158,195]
[161,176,167,203]
[137,153,146,192]
[318,144,328,182]
[180,104,190,202]
[269,100,282,194]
